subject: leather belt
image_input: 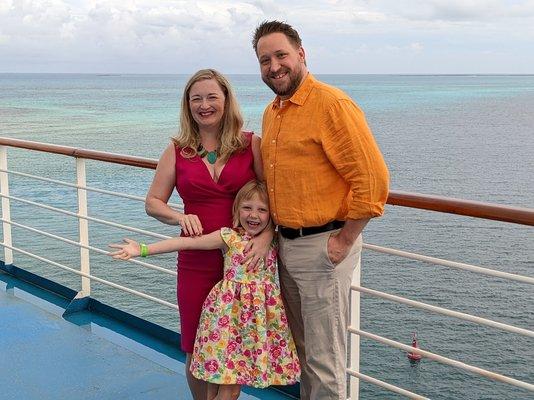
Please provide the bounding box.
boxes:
[279,220,345,240]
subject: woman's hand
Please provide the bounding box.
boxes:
[244,227,274,269]
[109,238,141,260]
[177,213,203,236]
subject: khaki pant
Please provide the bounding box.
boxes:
[278,230,362,400]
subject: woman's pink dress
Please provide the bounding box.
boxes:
[175,132,256,352]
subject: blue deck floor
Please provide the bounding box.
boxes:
[0,269,293,400]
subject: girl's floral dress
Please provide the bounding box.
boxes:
[190,227,300,388]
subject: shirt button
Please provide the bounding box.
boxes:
[273,212,276,216]
[270,188,274,192]
[271,139,276,143]
[269,164,274,168]
[276,115,281,119]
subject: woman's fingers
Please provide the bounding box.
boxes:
[190,214,203,236]
[181,217,191,236]
[180,214,203,236]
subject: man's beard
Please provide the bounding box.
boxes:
[262,67,304,98]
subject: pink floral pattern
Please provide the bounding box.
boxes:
[190,228,300,388]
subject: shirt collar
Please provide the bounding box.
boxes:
[270,72,315,109]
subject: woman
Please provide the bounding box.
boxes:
[145,69,267,399]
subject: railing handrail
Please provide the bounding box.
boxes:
[1,137,532,226]
[388,190,534,226]
[0,137,157,169]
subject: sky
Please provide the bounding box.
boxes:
[1,0,533,74]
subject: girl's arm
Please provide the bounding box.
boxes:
[145,143,203,236]
[109,230,225,260]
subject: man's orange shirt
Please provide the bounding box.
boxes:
[261,74,389,229]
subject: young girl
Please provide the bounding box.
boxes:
[109,180,300,400]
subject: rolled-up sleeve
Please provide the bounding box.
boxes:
[322,99,389,219]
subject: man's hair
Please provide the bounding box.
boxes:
[252,20,302,53]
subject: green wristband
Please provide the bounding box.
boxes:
[139,243,149,257]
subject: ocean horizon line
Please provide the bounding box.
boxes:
[1,72,534,77]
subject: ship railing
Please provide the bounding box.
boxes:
[0,138,533,400]
[0,139,180,311]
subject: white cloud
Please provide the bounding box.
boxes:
[0,0,533,73]
[352,10,387,23]
[409,42,424,52]
[0,0,13,13]
[370,0,534,22]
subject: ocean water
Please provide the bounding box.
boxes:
[0,73,533,399]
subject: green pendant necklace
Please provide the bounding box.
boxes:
[197,144,219,164]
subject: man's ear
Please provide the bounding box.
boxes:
[299,46,306,63]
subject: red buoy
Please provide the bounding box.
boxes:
[407,332,422,361]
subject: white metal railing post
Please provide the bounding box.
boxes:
[76,157,91,295]
[349,252,362,399]
[0,146,13,264]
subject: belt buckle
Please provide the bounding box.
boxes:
[298,227,303,237]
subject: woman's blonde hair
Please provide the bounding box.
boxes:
[232,180,270,228]
[173,69,247,162]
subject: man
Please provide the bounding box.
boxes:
[252,21,389,399]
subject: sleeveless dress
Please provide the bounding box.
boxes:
[175,132,256,353]
[190,228,300,388]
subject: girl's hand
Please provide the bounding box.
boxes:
[109,238,141,260]
[244,229,274,269]
[177,213,203,236]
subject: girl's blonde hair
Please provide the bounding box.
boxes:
[172,69,247,162]
[232,180,270,228]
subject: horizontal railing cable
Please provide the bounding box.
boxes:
[0,242,178,310]
[353,285,534,338]
[350,328,534,392]
[363,243,534,285]
[0,193,173,240]
[0,218,176,277]
[0,168,183,211]
[347,371,429,400]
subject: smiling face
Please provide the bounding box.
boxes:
[256,32,307,99]
[238,193,270,237]
[188,78,226,131]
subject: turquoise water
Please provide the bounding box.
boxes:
[1,74,533,399]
